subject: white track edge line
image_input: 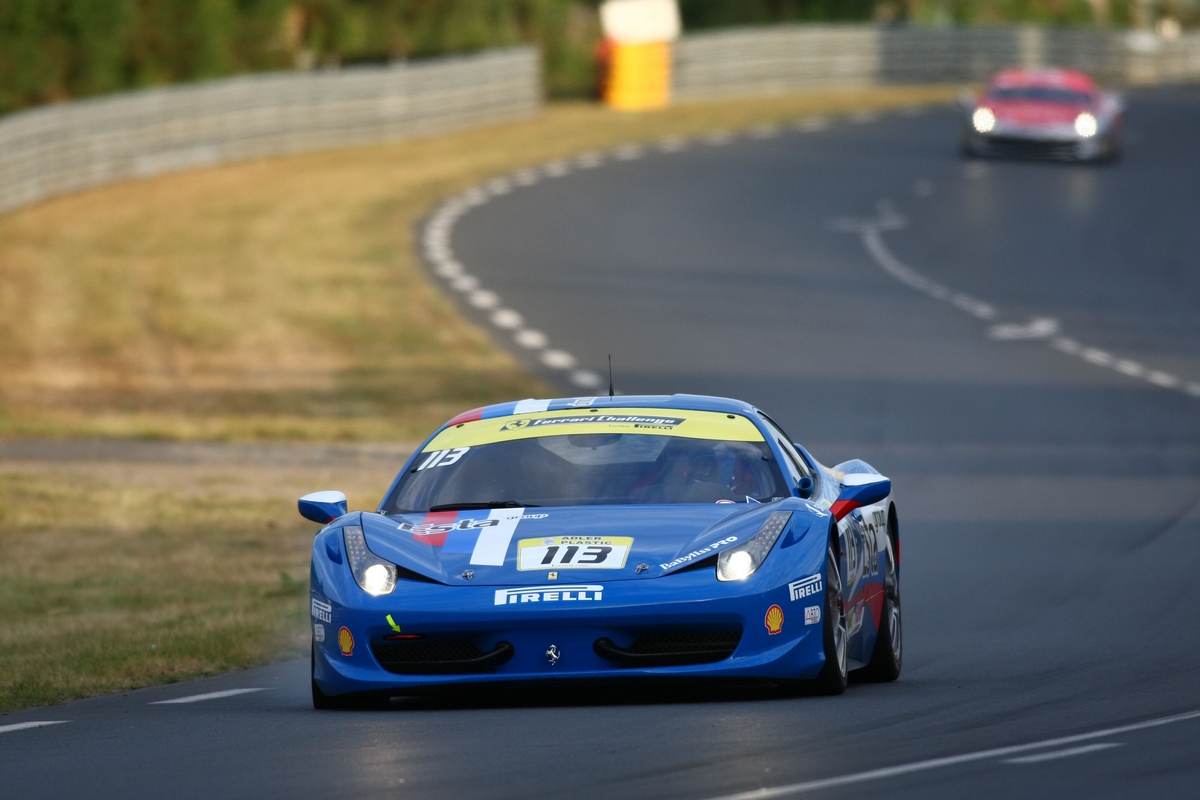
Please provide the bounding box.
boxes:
[0,720,70,734]
[703,708,1200,800]
[150,688,268,705]
[419,109,882,392]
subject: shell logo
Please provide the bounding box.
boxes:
[764,604,784,635]
[338,626,355,656]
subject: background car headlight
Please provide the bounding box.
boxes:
[717,511,793,582]
[1075,112,1098,138]
[343,525,396,595]
[972,107,996,134]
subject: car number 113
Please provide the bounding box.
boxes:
[517,536,633,571]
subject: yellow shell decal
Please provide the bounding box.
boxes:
[764,604,785,635]
[424,407,765,452]
[338,626,355,656]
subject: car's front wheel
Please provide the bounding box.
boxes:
[312,642,356,710]
[810,546,848,695]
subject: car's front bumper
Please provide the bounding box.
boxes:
[964,122,1112,160]
[311,567,828,697]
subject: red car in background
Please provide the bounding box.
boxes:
[960,69,1124,162]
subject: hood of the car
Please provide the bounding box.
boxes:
[359,502,807,585]
[989,99,1091,127]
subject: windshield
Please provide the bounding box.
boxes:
[988,87,1093,105]
[385,410,790,511]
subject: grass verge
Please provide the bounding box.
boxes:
[0,456,394,712]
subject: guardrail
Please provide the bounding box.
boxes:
[0,47,540,215]
[673,25,1200,100]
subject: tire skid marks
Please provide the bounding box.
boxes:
[419,108,894,390]
[834,202,1200,400]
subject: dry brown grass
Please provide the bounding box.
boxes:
[0,454,396,712]
[0,85,957,442]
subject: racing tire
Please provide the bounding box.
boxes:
[312,643,357,710]
[859,537,902,682]
[810,546,849,695]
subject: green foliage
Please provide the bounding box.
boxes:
[0,0,602,114]
[678,0,877,27]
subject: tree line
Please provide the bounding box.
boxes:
[0,0,1183,115]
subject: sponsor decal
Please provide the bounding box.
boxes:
[399,510,547,565]
[311,596,332,624]
[338,626,355,656]
[569,397,597,407]
[547,571,559,580]
[804,606,821,626]
[788,573,823,601]
[386,614,402,633]
[494,584,604,605]
[847,605,865,637]
[765,604,785,635]
[414,447,470,471]
[501,414,685,432]
[518,536,632,571]
[660,536,738,570]
[398,514,546,537]
[313,623,326,642]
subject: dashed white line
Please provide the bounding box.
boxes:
[1003,742,1122,765]
[418,110,924,392]
[150,688,268,705]
[0,720,70,735]
[835,202,1199,399]
[701,708,1200,800]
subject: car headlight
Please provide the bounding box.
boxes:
[972,107,996,134]
[1075,112,1098,138]
[343,525,396,595]
[717,511,793,582]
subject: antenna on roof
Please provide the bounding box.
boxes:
[608,355,614,399]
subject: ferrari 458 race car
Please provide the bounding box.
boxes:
[960,68,1123,161]
[301,394,901,707]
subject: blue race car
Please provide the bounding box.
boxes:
[301,394,900,707]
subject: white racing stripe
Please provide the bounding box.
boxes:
[0,720,69,734]
[835,201,1200,400]
[1003,742,1121,764]
[701,709,1200,800]
[150,688,267,705]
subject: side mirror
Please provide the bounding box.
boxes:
[830,474,890,521]
[797,476,814,499]
[299,490,348,524]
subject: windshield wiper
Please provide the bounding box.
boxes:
[427,501,538,512]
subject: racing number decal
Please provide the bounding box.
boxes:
[415,447,470,470]
[517,537,633,570]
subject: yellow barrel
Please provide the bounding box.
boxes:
[605,41,671,111]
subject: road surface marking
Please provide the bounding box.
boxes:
[702,708,1200,799]
[150,688,267,705]
[834,202,1200,400]
[1003,742,1121,764]
[0,721,69,734]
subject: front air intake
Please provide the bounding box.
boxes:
[594,629,742,668]
[371,639,513,674]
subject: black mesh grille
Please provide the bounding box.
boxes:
[594,629,742,668]
[627,631,741,656]
[977,136,1081,160]
[370,640,512,674]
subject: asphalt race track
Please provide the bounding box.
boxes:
[4,87,1200,799]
